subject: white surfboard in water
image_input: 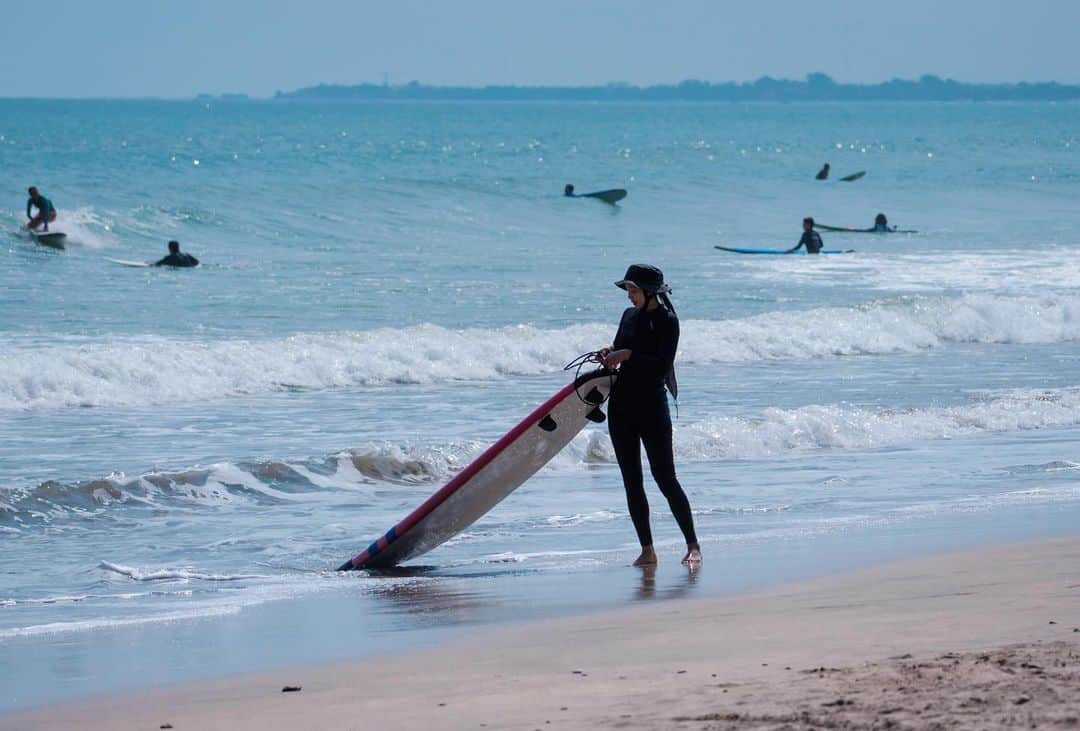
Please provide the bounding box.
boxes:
[106,258,152,268]
[339,368,615,570]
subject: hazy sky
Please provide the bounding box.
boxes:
[1,0,1076,98]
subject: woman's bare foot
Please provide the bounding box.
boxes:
[632,546,658,566]
[681,543,702,566]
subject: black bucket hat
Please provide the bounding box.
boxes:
[614,264,671,294]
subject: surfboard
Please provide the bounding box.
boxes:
[580,189,627,204]
[339,368,616,570]
[815,224,918,234]
[30,231,67,249]
[106,258,152,268]
[715,245,854,255]
[838,171,866,182]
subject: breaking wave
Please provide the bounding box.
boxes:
[5,385,1080,528]
[3,293,1080,412]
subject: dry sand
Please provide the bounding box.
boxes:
[6,537,1079,730]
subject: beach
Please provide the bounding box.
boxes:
[7,536,1077,729]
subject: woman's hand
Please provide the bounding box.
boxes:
[601,349,631,369]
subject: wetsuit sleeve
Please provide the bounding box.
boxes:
[611,308,634,350]
[26,199,32,218]
[788,234,806,253]
[627,312,678,379]
[153,256,168,267]
[188,255,199,266]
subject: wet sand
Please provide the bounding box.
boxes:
[7,537,1079,730]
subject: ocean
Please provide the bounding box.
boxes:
[2,99,1079,711]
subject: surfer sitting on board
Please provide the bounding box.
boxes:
[815,163,830,180]
[600,264,701,567]
[873,213,893,232]
[26,187,57,231]
[787,217,824,254]
[154,240,199,268]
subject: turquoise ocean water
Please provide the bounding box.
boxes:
[2,99,1079,711]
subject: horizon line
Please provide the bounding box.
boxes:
[4,73,1080,102]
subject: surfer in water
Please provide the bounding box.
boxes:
[154,240,199,268]
[564,184,575,196]
[873,213,892,232]
[26,186,57,231]
[815,163,830,180]
[600,264,701,567]
[787,217,824,254]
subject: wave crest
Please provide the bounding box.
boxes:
[3,293,1079,412]
[5,386,1080,527]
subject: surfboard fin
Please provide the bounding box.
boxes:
[585,406,606,423]
[583,387,606,405]
[538,415,557,432]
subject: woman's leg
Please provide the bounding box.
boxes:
[608,407,654,553]
[640,400,699,550]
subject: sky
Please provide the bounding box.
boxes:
[1,0,1077,98]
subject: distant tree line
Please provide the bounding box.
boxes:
[267,73,1080,102]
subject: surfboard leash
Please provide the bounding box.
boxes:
[563,351,616,412]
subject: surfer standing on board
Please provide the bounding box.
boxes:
[787,217,824,254]
[26,187,57,231]
[600,264,701,567]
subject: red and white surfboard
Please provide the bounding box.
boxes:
[338,369,615,570]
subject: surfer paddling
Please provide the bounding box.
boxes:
[600,264,701,567]
[154,240,199,268]
[26,186,57,232]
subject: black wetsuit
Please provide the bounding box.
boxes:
[154,253,199,267]
[608,305,697,548]
[792,230,823,254]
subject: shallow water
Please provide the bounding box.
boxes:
[2,99,1079,711]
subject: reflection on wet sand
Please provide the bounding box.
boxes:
[365,565,546,627]
[360,559,702,634]
[370,578,487,626]
[633,563,700,602]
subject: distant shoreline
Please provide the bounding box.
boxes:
[4,73,1080,102]
[271,73,1080,103]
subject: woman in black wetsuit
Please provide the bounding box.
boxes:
[600,264,701,567]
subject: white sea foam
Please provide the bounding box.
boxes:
[42,206,116,249]
[544,510,619,527]
[671,387,1080,461]
[99,561,264,582]
[3,293,1080,412]
[8,386,1080,524]
[0,571,432,639]
[735,250,1080,294]
[0,608,248,639]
